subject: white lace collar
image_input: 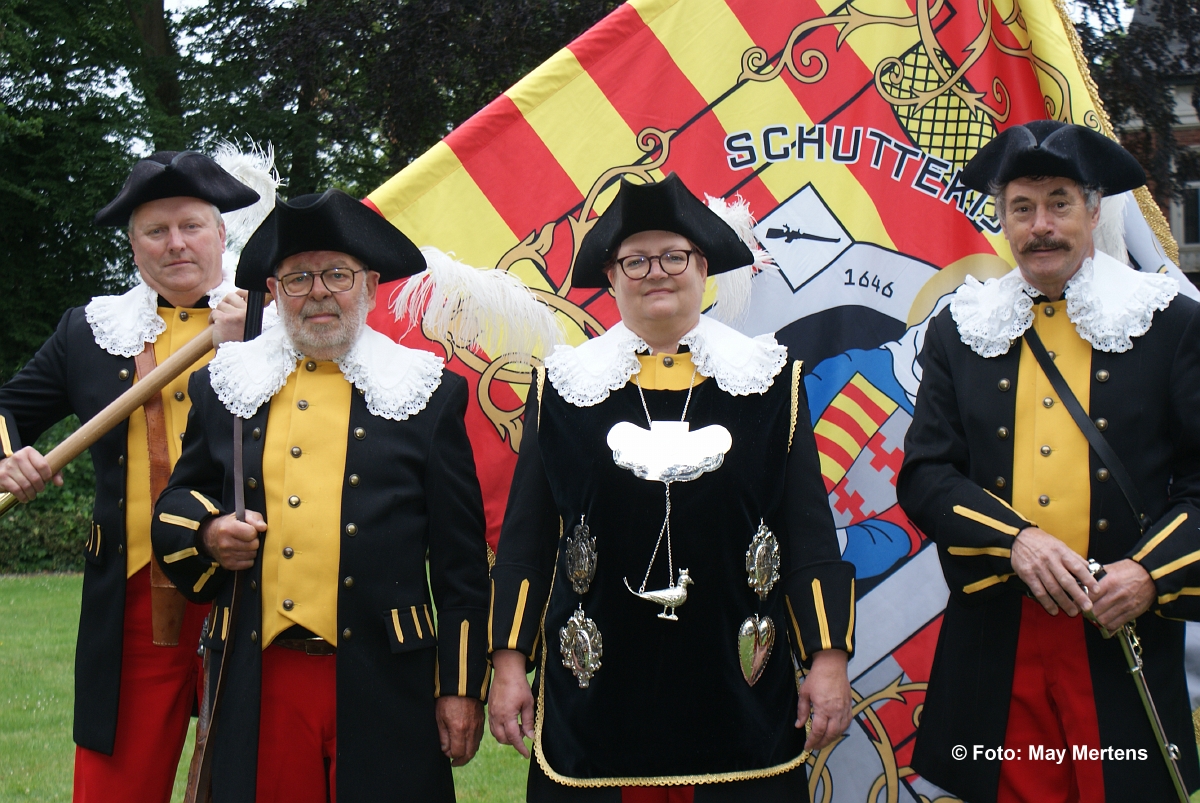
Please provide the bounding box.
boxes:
[950,250,1178,358]
[208,324,444,420]
[85,276,239,358]
[544,316,787,407]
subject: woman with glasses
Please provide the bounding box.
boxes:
[488,173,855,802]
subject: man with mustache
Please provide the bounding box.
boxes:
[150,190,491,801]
[0,150,261,802]
[898,121,1200,801]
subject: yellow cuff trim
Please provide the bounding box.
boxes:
[158,512,201,531]
[1157,587,1200,606]
[458,620,470,697]
[846,579,856,649]
[963,573,1014,594]
[0,418,13,458]
[812,578,832,651]
[220,606,230,641]
[1133,512,1189,563]
[411,606,424,640]
[488,580,495,653]
[391,609,404,644]
[508,578,530,651]
[1150,550,1200,581]
[784,594,806,662]
[190,490,220,516]
[952,505,1022,537]
[163,547,198,564]
[481,659,492,701]
[947,546,1013,558]
[983,488,1033,524]
[193,564,217,594]
[425,606,436,638]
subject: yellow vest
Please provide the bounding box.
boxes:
[125,306,213,578]
[260,360,351,647]
[1011,299,1093,556]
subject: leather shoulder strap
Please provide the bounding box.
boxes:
[133,344,171,505]
[1022,327,1148,533]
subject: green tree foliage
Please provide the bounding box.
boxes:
[1076,0,1199,201]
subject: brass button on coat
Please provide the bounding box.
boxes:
[305,361,317,372]
[118,455,125,467]
[118,369,130,381]
[354,428,366,440]
[1096,468,1110,482]
[247,477,258,489]
[250,580,257,591]
[995,477,1007,488]
[998,378,1011,391]
[179,310,189,321]
[297,400,309,410]
[1040,445,1052,456]
[1038,495,1050,506]
[282,599,294,611]
[1044,306,1055,317]
[251,630,258,643]
[1042,397,1054,408]
[174,391,185,402]
[252,427,261,440]
[283,546,294,558]
[118,497,125,510]
[348,474,360,487]
[117,543,124,554]
[291,446,302,458]
[1047,351,1056,360]
[288,495,301,508]
[342,628,352,640]
[1097,519,1109,531]
[345,523,357,536]
[343,576,354,588]
[997,427,1009,440]
[1095,418,1109,431]
[662,355,674,368]
[1096,369,1110,382]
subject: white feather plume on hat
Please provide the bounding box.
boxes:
[703,194,777,326]
[390,247,564,364]
[214,141,280,257]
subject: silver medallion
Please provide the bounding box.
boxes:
[737,614,776,687]
[624,568,693,621]
[559,606,603,688]
[745,521,780,600]
[565,517,597,595]
[607,421,732,483]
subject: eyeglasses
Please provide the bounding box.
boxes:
[614,250,697,280]
[275,267,361,297]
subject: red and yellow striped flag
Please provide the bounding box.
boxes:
[364,0,1184,797]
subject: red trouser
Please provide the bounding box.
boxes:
[622,789,694,803]
[997,596,1105,803]
[73,565,207,803]
[255,644,338,803]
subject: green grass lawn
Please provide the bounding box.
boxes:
[0,575,527,802]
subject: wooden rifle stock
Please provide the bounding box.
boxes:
[0,325,215,518]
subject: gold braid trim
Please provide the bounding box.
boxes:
[1049,0,1179,265]
[788,360,804,453]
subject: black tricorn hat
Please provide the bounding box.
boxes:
[94,150,260,226]
[234,189,426,292]
[961,121,1145,196]
[573,173,755,288]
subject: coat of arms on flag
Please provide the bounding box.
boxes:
[363,0,1193,799]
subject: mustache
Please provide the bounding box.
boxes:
[1022,236,1070,253]
[300,299,342,319]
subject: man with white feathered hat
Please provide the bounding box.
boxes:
[151,188,560,801]
[899,121,1200,801]
[0,147,275,801]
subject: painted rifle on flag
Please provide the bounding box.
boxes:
[362,0,1197,800]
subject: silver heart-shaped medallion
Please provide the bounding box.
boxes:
[737,614,775,687]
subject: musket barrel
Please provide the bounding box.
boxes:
[0,324,215,521]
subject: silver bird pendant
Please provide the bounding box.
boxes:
[624,568,693,620]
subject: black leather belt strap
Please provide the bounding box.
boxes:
[1023,327,1148,534]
